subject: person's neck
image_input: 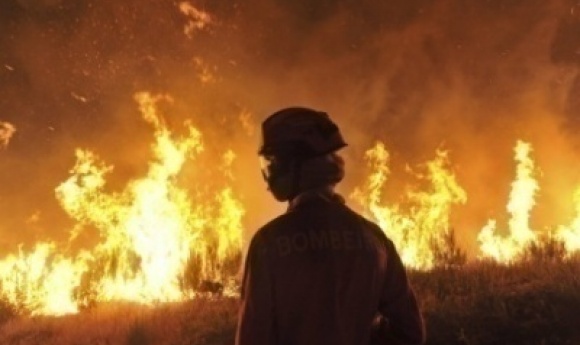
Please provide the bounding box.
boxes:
[288,186,342,210]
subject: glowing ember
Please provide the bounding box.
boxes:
[178,2,213,39]
[477,140,539,262]
[0,121,16,149]
[352,142,467,270]
[0,92,244,315]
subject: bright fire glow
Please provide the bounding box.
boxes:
[0,243,87,315]
[0,92,244,315]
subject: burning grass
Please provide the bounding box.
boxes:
[0,256,578,345]
[1,92,579,319]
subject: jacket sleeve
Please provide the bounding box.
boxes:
[377,239,426,345]
[235,232,275,345]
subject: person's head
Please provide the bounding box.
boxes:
[258,107,347,201]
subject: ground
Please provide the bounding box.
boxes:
[0,258,579,345]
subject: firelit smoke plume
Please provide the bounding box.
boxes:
[1,0,580,257]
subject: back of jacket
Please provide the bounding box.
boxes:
[236,194,424,345]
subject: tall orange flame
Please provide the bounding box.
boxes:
[477,140,539,262]
[352,142,466,270]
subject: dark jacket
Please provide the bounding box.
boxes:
[236,192,425,345]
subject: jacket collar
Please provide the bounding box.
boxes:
[287,187,345,212]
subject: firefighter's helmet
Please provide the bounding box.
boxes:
[258,107,347,201]
[258,107,347,159]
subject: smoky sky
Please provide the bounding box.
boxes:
[1,0,580,255]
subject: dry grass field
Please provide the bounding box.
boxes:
[413,257,580,345]
[0,297,238,345]
[0,256,578,345]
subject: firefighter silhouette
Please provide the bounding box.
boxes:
[236,107,425,345]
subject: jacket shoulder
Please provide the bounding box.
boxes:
[339,204,394,244]
[252,212,295,241]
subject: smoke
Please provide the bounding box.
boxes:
[1,0,580,255]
